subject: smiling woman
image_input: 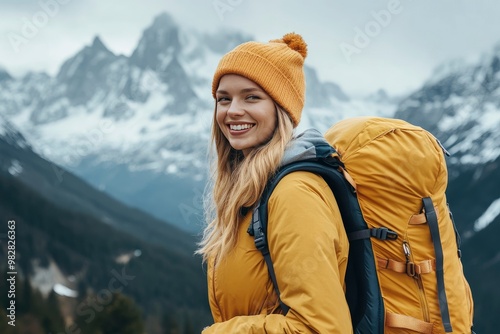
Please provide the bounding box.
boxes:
[197,33,353,333]
[215,74,277,156]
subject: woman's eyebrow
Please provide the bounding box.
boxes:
[216,87,262,95]
[240,87,261,93]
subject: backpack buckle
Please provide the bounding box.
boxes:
[372,227,398,240]
[254,232,267,251]
[406,262,417,277]
[386,229,398,240]
[251,206,269,252]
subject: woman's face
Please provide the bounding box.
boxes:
[215,74,277,156]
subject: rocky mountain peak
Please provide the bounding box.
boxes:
[130,12,181,70]
[90,35,112,54]
[151,12,177,30]
[54,35,120,106]
[57,35,116,79]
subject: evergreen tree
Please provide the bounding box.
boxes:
[17,277,31,315]
[41,290,66,334]
[78,292,144,334]
[161,311,180,334]
[0,307,14,334]
[0,271,8,307]
[183,315,195,334]
[31,287,46,319]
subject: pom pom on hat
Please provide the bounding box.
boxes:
[271,32,308,59]
[212,32,308,127]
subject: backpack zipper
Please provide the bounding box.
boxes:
[403,240,430,323]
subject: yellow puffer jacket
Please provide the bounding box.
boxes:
[203,170,353,333]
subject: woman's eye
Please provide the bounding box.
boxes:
[217,97,230,102]
[247,95,260,100]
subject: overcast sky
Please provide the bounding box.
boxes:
[0,0,499,97]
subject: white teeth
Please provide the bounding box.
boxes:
[230,124,254,131]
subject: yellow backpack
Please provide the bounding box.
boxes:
[326,117,474,333]
[249,117,474,333]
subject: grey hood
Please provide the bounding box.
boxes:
[281,128,335,166]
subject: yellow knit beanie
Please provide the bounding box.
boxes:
[212,32,307,127]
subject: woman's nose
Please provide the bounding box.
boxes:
[227,99,245,116]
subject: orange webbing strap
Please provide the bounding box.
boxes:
[338,166,357,191]
[409,206,439,225]
[377,257,436,275]
[409,212,427,225]
[386,312,434,334]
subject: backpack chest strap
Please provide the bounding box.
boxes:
[377,257,436,276]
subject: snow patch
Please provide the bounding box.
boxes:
[8,160,23,176]
[474,198,500,231]
[53,283,78,298]
[64,54,84,78]
[30,259,76,297]
[115,249,142,264]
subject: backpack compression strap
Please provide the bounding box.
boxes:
[423,197,453,333]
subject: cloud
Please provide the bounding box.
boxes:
[0,0,498,96]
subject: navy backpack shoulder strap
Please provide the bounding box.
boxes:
[248,157,388,333]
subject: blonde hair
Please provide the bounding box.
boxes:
[197,105,294,262]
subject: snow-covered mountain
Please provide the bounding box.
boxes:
[0,12,397,231]
[395,43,500,169]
